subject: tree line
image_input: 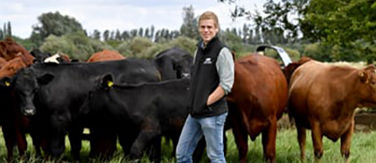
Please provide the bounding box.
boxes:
[2,0,376,63]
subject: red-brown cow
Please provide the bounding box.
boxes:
[288,60,376,161]
[0,57,7,68]
[0,57,27,79]
[87,49,125,62]
[0,38,34,65]
[227,54,288,163]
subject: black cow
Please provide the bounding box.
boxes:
[13,59,161,159]
[85,74,190,161]
[0,80,31,161]
[30,49,51,63]
[153,47,192,80]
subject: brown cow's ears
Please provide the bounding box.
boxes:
[359,71,369,84]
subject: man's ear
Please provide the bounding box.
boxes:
[37,73,54,85]
[0,77,13,88]
[100,73,114,89]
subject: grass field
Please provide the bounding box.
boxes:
[0,128,375,162]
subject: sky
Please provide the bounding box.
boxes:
[1,0,265,39]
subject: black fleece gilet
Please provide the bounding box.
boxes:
[188,37,228,118]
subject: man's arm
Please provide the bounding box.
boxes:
[206,47,234,106]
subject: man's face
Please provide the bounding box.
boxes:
[199,19,219,44]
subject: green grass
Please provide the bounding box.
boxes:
[0,129,375,162]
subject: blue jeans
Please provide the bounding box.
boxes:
[176,112,228,163]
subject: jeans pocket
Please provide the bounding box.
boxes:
[215,112,228,126]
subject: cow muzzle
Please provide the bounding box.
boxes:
[22,107,36,116]
[181,73,190,78]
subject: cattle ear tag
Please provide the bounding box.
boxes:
[5,81,10,87]
[107,81,114,87]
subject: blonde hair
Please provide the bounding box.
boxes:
[198,11,219,29]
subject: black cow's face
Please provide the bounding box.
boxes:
[14,68,54,116]
[173,55,192,79]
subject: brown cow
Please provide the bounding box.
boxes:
[0,57,28,79]
[227,54,288,163]
[0,38,34,65]
[282,56,312,83]
[87,49,125,62]
[288,60,376,161]
[0,57,7,68]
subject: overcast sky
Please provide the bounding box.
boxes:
[1,0,265,39]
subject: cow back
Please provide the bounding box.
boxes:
[87,49,125,62]
[228,54,287,118]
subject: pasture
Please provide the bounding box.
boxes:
[0,126,375,162]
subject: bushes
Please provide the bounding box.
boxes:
[40,32,112,61]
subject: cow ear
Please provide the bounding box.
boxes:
[359,71,369,83]
[100,74,114,89]
[37,73,54,85]
[0,77,13,88]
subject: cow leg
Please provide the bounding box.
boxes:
[130,127,161,160]
[262,118,277,163]
[146,136,161,163]
[15,129,27,157]
[89,127,117,158]
[118,128,138,156]
[231,114,248,163]
[2,125,16,161]
[340,120,354,162]
[311,123,323,160]
[30,130,42,157]
[68,126,83,160]
[297,125,306,160]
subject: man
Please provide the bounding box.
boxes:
[176,11,235,163]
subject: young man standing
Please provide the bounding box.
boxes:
[176,11,235,163]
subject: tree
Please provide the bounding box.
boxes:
[92,29,101,40]
[7,22,12,36]
[218,0,309,44]
[30,11,84,46]
[303,0,376,62]
[180,5,199,39]
[103,30,110,41]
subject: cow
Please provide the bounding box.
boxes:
[226,54,288,163]
[0,57,7,68]
[87,49,125,62]
[12,59,161,159]
[282,56,312,83]
[0,57,28,79]
[0,79,31,161]
[84,75,190,162]
[153,47,192,80]
[287,59,376,161]
[0,37,34,65]
[31,49,71,64]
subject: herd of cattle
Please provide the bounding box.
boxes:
[0,37,376,163]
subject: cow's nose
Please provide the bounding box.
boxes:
[23,108,36,116]
[182,73,190,78]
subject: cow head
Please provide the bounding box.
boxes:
[154,48,193,80]
[14,68,54,116]
[358,65,376,107]
[173,55,192,79]
[0,38,34,65]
